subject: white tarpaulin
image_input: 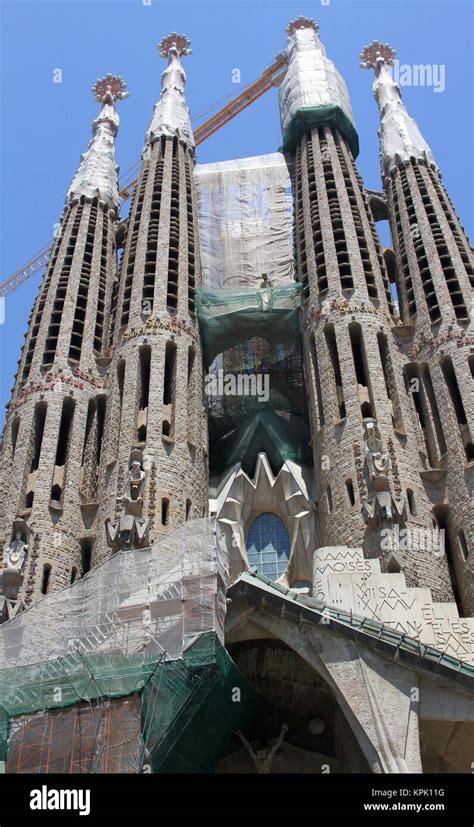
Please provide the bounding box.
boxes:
[279,26,355,139]
[195,153,295,288]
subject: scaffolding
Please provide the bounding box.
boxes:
[0,519,270,773]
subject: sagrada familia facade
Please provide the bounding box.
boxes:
[0,18,472,774]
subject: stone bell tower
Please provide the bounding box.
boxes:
[362,41,474,612]
[0,76,128,608]
[282,18,454,600]
[96,33,208,564]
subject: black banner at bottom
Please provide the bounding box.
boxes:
[0,773,472,823]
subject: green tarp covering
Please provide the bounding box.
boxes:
[280,104,360,158]
[196,283,303,365]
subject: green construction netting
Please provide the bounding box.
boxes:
[280,104,360,158]
[196,283,303,365]
[0,652,163,720]
[0,633,271,773]
[143,633,271,773]
[197,283,310,475]
[211,408,311,476]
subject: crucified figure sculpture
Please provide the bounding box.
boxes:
[238,724,288,774]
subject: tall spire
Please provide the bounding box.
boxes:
[143,32,194,154]
[279,16,359,156]
[360,41,436,176]
[66,74,128,212]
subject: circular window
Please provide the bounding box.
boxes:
[246,512,290,581]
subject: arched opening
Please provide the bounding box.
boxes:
[345,479,355,507]
[433,505,462,614]
[407,489,416,516]
[50,484,62,503]
[246,513,290,581]
[70,567,78,584]
[185,499,192,520]
[41,564,52,595]
[218,639,371,774]
[458,531,469,562]
[326,485,333,514]
[80,538,93,576]
[161,497,170,527]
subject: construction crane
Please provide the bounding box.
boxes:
[1,53,288,299]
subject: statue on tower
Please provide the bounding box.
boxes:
[363,420,391,491]
[1,518,31,603]
[106,452,153,553]
[4,528,28,573]
[361,420,406,526]
[120,460,146,506]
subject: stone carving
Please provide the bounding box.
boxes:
[1,519,31,603]
[353,442,367,500]
[106,514,152,553]
[361,420,406,526]
[23,532,40,608]
[386,437,402,494]
[120,460,146,506]
[106,452,153,553]
[4,527,28,572]
[238,723,288,773]
[148,462,157,518]
[363,420,391,491]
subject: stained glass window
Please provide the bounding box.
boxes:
[246,512,290,581]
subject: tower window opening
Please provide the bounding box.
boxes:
[440,356,472,460]
[324,324,346,419]
[407,489,416,516]
[30,402,47,472]
[137,345,151,442]
[309,334,325,428]
[163,342,177,405]
[433,506,462,614]
[458,531,469,562]
[80,538,93,575]
[187,346,197,443]
[326,485,333,513]
[403,364,437,467]
[11,417,20,458]
[54,397,75,467]
[95,396,106,463]
[81,399,97,466]
[163,341,177,438]
[185,499,192,520]
[345,479,355,507]
[377,332,403,431]
[70,567,78,584]
[41,564,52,595]
[167,138,180,310]
[120,168,149,327]
[349,323,374,419]
[50,484,62,502]
[161,497,170,526]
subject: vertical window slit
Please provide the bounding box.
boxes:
[324,324,345,419]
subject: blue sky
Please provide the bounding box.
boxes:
[1,0,472,427]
